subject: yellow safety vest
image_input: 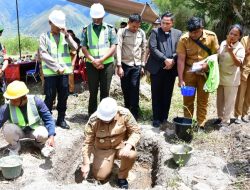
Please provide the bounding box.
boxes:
[42,32,72,76]
[9,95,40,129]
[86,23,114,64]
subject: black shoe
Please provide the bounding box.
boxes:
[218,122,229,128]
[117,178,128,189]
[213,118,222,125]
[56,120,70,129]
[197,127,205,133]
[152,120,161,128]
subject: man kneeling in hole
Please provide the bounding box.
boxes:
[81,97,141,189]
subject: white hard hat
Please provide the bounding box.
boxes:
[90,3,105,18]
[96,97,118,121]
[49,10,66,28]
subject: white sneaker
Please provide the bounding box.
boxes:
[241,115,249,123]
[41,145,55,158]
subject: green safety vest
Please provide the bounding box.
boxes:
[42,32,72,76]
[86,23,114,64]
[9,95,40,129]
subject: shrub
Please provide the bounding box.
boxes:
[2,36,39,56]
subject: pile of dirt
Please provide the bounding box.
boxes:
[225,124,250,189]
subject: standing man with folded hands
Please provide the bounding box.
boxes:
[116,13,147,120]
[81,3,117,116]
[146,12,182,127]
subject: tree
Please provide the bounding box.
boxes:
[153,0,250,42]
[153,0,197,31]
[191,0,250,41]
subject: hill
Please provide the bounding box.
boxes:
[0,0,123,38]
[22,4,91,38]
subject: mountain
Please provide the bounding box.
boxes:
[22,4,91,37]
[0,0,154,38]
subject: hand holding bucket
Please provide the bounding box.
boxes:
[181,86,196,96]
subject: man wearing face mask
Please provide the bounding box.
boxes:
[81,97,140,189]
[145,12,182,127]
[81,3,117,116]
[177,17,219,128]
[39,10,78,129]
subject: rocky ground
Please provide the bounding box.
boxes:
[0,75,249,190]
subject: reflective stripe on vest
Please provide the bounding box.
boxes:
[86,23,114,64]
[42,32,72,76]
[9,95,40,129]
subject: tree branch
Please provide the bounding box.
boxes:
[232,4,244,21]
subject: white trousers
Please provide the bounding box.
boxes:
[2,123,48,151]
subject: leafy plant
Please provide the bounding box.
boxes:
[176,156,185,167]
[167,175,182,188]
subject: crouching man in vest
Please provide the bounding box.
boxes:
[39,10,78,129]
[0,81,56,157]
[81,97,141,189]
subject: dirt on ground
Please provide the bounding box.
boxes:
[0,77,249,190]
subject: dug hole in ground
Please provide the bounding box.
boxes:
[0,75,249,190]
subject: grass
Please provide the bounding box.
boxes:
[139,99,152,123]
[138,81,184,124]
[2,35,39,57]
[166,175,182,189]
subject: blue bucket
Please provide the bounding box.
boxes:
[181,86,196,96]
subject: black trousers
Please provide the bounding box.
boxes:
[150,69,176,122]
[44,75,69,120]
[86,62,114,116]
[121,63,141,119]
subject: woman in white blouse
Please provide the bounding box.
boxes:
[216,24,245,127]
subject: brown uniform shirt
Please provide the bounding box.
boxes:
[176,29,219,66]
[82,106,141,164]
[240,36,250,77]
